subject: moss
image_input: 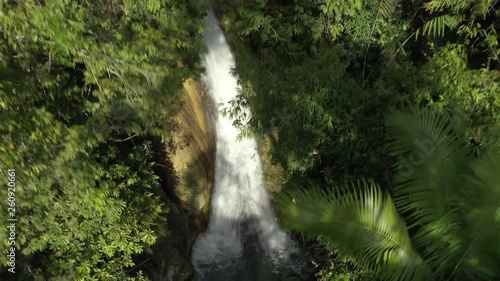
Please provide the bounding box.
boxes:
[257,135,286,193]
[182,169,199,206]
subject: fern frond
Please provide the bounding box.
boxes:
[378,0,398,19]
[239,9,273,36]
[424,1,468,13]
[415,15,463,39]
[276,180,433,281]
[471,0,497,17]
[424,0,496,16]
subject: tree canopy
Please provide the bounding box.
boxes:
[0,0,498,280]
[217,0,499,279]
[0,0,206,279]
[276,109,500,281]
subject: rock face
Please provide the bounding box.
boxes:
[169,79,216,226]
[144,79,215,281]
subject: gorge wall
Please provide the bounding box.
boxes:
[142,79,216,281]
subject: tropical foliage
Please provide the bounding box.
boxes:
[276,109,500,281]
[0,0,206,279]
[220,0,498,174]
[0,0,498,280]
[217,0,500,279]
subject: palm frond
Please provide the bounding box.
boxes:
[275,180,433,281]
[424,0,496,16]
[378,0,398,19]
[451,149,500,280]
[471,0,497,17]
[415,15,463,39]
[385,109,469,276]
[385,109,466,221]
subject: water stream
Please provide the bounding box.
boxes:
[191,11,296,281]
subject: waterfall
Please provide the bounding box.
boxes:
[191,11,295,281]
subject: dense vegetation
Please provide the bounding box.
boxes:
[216,0,499,280]
[1,0,499,280]
[277,109,500,280]
[0,1,206,280]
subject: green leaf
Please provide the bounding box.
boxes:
[415,15,463,39]
[276,180,433,281]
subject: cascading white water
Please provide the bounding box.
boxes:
[191,11,295,281]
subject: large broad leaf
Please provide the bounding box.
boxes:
[276,180,433,281]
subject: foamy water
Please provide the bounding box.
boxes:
[191,11,295,281]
